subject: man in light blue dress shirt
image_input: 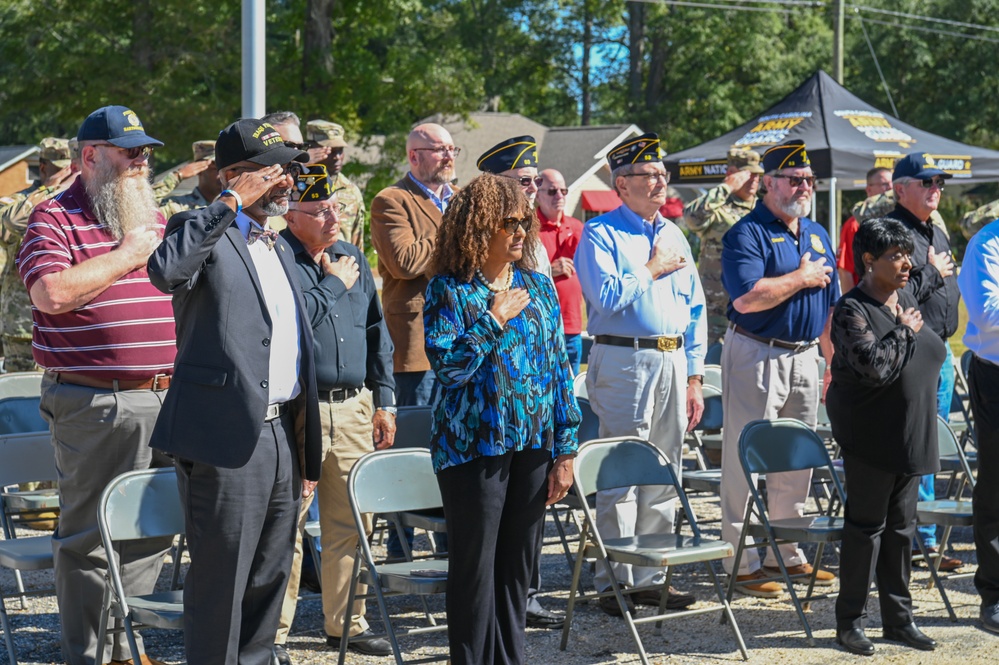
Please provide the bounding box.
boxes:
[958,216,999,635]
[575,132,706,616]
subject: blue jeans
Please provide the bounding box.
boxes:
[565,334,582,377]
[393,370,437,407]
[918,343,955,547]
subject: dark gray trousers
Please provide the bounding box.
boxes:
[176,411,300,665]
[970,355,999,607]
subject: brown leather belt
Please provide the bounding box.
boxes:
[54,372,172,392]
[731,325,818,353]
[594,334,683,352]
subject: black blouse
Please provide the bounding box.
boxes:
[825,287,946,475]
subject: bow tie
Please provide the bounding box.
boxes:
[248,226,279,250]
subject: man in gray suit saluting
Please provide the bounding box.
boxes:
[148,118,323,665]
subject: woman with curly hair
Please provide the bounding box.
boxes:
[424,173,580,664]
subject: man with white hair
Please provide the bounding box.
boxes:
[18,105,176,665]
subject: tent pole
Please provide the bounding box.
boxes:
[828,177,839,249]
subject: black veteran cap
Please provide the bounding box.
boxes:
[607,133,662,169]
[761,140,810,172]
[477,136,538,173]
[291,164,334,202]
[77,105,164,149]
[892,152,953,181]
[215,118,309,171]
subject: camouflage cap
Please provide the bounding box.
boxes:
[306,120,348,148]
[68,138,80,160]
[727,147,764,174]
[38,137,71,168]
[192,140,216,162]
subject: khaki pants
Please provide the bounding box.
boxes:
[277,390,376,641]
[586,344,687,590]
[719,327,819,575]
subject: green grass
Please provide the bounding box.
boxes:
[951,298,969,360]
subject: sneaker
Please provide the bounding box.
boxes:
[733,570,782,598]
[763,562,835,586]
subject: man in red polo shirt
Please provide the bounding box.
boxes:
[18,105,176,665]
[537,169,584,374]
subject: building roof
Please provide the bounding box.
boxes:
[541,124,640,187]
[0,145,37,173]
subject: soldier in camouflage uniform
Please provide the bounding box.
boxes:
[683,147,763,344]
[0,137,76,372]
[307,120,367,251]
[151,142,215,203]
[159,140,220,219]
[853,189,948,237]
[960,198,999,240]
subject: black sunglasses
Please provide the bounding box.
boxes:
[773,174,816,188]
[918,177,946,190]
[505,175,543,188]
[96,144,153,160]
[546,187,568,196]
[501,216,533,234]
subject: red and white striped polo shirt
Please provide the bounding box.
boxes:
[17,178,176,379]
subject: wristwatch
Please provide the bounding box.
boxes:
[377,406,398,415]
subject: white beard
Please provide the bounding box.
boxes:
[84,155,157,241]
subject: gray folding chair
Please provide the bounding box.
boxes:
[0,432,57,665]
[0,373,42,400]
[560,437,748,664]
[95,468,185,662]
[703,364,722,390]
[340,448,448,665]
[572,370,588,399]
[727,418,845,645]
[914,415,977,620]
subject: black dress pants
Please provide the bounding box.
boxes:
[970,354,999,607]
[836,453,920,630]
[176,412,301,665]
[437,448,551,665]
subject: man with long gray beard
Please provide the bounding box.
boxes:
[17,105,176,665]
[719,140,839,597]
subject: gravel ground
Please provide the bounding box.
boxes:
[4,484,998,665]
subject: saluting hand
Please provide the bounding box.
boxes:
[797,252,833,289]
[225,164,288,210]
[489,288,530,326]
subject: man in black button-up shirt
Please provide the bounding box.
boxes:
[275,170,397,660]
[886,152,962,571]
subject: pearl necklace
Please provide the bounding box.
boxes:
[476,265,513,293]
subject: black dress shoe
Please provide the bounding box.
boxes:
[598,591,636,618]
[273,644,292,665]
[631,586,697,610]
[882,623,936,651]
[981,603,999,634]
[836,628,875,656]
[525,606,565,629]
[326,629,392,657]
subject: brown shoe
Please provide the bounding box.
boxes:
[108,656,167,665]
[927,547,963,572]
[631,586,697,610]
[763,562,835,586]
[734,570,782,598]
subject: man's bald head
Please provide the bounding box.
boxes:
[407,123,457,187]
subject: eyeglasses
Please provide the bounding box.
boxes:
[918,177,946,190]
[881,251,912,263]
[622,171,670,185]
[505,175,544,188]
[545,187,568,196]
[501,215,533,235]
[96,144,153,160]
[412,146,460,157]
[283,141,307,151]
[773,174,816,188]
[305,203,347,219]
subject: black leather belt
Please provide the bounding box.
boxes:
[731,324,818,353]
[318,386,362,403]
[264,403,288,421]
[594,334,683,352]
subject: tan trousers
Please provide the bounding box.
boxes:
[277,390,376,642]
[719,327,819,575]
[586,343,687,590]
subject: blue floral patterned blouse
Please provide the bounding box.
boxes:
[424,267,581,473]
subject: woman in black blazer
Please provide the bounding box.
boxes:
[826,217,946,656]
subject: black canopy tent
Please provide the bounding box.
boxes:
[664,70,999,244]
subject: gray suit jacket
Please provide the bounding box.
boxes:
[147,200,322,480]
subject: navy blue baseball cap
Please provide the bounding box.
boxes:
[76,105,163,148]
[893,152,953,181]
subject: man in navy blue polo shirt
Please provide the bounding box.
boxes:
[719,140,840,597]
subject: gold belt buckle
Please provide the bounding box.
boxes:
[657,336,680,352]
